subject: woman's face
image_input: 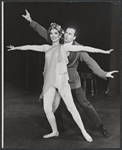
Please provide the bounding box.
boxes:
[50,28,61,43]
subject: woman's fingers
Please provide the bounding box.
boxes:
[6,45,14,50]
[106,49,114,54]
[110,49,114,52]
[6,46,12,48]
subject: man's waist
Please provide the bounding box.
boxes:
[68,68,79,76]
[68,67,77,70]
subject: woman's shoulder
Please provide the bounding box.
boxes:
[43,44,51,48]
[43,44,52,52]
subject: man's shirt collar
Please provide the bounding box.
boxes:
[64,41,73,45]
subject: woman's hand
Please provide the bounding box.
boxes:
[7,45,16,51]
[106,49,114,54]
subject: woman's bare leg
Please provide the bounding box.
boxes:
[61,87,93,142]
[43,87,59,138]
[52,91,61,113]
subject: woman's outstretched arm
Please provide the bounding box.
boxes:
[64,44,113,54]
[7,44,50,52]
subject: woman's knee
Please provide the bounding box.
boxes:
[44,105,53,115]
[67,105,77,113]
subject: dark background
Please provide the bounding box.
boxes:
[4,2,120,96]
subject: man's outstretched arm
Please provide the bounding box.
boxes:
[80,52,118,79]
[22,9,51,43]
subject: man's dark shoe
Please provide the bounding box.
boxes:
[58,126,65,133]
[99,124,109,138]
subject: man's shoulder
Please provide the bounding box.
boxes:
[74,41,89,54]
[73,41,82,46]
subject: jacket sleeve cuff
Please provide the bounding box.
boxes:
[30,20,37,28]
[103,71,108,80]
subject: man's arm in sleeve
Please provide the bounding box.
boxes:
[22,10,51,43]
[80,52,107,80]
[30,20,51,43]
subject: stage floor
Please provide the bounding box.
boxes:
[3,81,120,148]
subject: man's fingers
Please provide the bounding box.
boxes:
[111,70,119,74]
[22,15,25,18]
[25,9,29,15]
[111,76,114,78]
[25,9,28,13]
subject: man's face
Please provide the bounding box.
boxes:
[64,28,76,43]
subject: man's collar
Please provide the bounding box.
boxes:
[64,41,73,45]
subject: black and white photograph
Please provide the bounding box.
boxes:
[2,1,120,148]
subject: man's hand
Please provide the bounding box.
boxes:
[106,70,118,78]
[22,9,32,22]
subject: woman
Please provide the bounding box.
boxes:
[7,23,112,142]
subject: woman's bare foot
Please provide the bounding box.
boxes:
[43,131,59,138]
[83,132,93,142]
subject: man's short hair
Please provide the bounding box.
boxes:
[65,25,78,37]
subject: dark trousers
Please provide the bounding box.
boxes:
[55,86,102,129]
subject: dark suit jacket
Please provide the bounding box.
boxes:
[30,21,107,89]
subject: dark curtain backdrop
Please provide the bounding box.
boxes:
[4,2,120,96]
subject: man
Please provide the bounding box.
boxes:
[22,10,118,138]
